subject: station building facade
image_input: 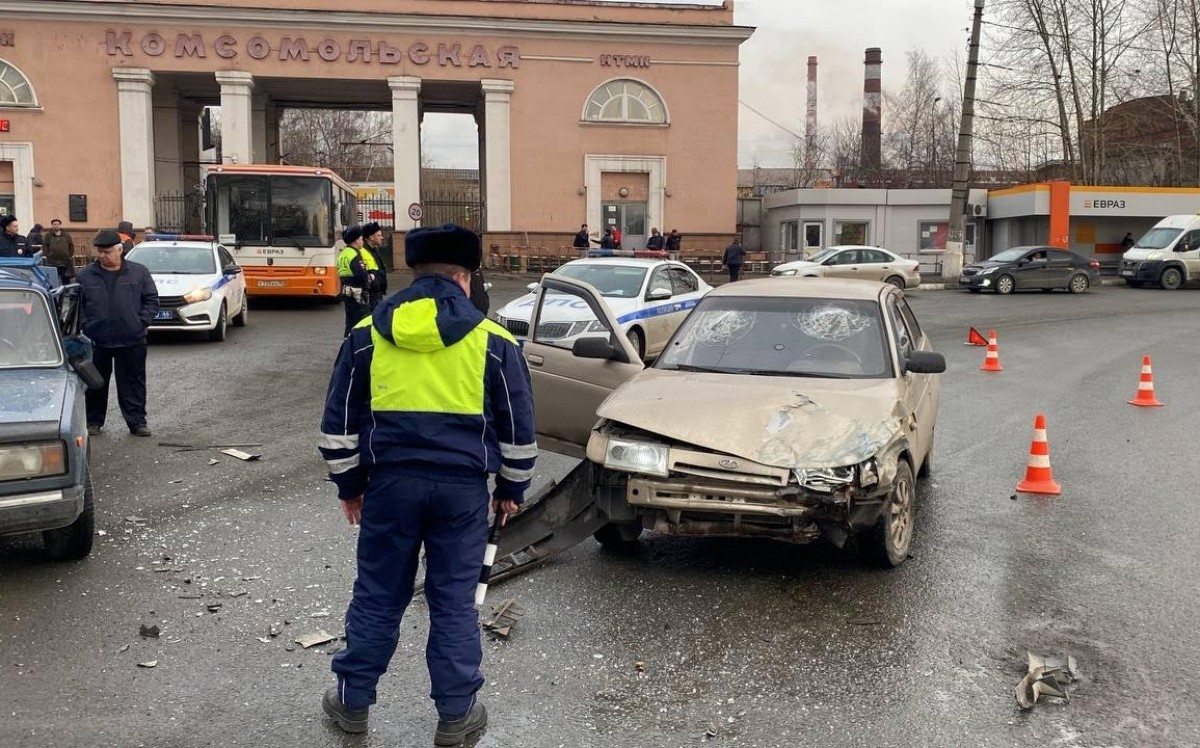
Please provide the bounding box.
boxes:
[0,0,750,263]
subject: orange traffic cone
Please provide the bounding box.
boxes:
[1016,413,1061,496]
[1127,355,1164,407]
[980,330,1003,372]
[966,326,988,346]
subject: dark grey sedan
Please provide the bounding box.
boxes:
[960,246,1101,294]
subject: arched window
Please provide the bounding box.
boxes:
[583,79,667,125]
[0,60,36,107]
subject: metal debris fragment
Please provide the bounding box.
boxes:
[481,598,525,639]
[138,624,161,639]
[1015,651,1079,709]
[206,603,222,613]
[295,630,337,649]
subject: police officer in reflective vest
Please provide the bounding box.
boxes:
[336,226,380,336]
[318,223,536,745]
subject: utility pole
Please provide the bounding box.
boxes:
[942,0,985,282]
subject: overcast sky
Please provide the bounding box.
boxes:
[422,0,976,169]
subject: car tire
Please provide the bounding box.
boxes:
[43,473,95,561]
[627,327,645,360]
[1160,267,1183,290]
[859,460,915,568]
[1068,273,1090,294]
[995,274,1015,295]
[594,522,643,549]
[209,303,228,342]
[885,275,906,289]
[232,297,249,327]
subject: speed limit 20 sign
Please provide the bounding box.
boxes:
[407,203,423,222]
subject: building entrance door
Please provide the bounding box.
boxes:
[602,202,647,250]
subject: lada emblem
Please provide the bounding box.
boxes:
[719,458,740,470]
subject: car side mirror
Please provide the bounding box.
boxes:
[223,265,243,275]
[905,350,947,375]
[572,337,619,360]
[647,287,672,301]
[1175,243,1190,252]
[526,282,539,293]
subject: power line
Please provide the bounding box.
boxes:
[739,100,802,140]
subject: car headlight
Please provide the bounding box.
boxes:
[586,320,608,332]
[183,286,213,304]
[858,458,879,488]
[0,442,66,481]
[604,438,669,477]
[979,266,997,275]
[1146,250,1164,261]
[792,465,855,491]
[773,269,797,277]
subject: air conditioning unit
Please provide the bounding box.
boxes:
[967,202,987,218]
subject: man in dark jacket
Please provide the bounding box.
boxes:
[647,228,665,251]
[43,219,76,282]
[77,229,160,437]
[362,222,390,310]
[665,229,682,260]
[318,224,534,745]
[723,238,746,283]
[117,220,136,256]
[0,215,27,257]
[573,224,590,249]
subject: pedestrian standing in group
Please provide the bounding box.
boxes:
[611,226,623,250]
[336,227,379,336]
[361,222,389,311]
[573,223,590,250]
[647,228,665,252]
[0,215,27,257]
[117,221,136,256]
[76,229,159,437]
[723,237,746,283]
[599,227,616,250]
[1120,232,1136,251]
[43,219,77,282]
[140,227,157,244]
[26,223,44,252]
[318,223,536,746]
[666,228,682,261]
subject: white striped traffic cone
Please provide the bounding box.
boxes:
[1127,355,1164,407]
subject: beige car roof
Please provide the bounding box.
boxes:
[708,277,890,301]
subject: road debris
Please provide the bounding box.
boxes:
[295,630,337,649]
[220,448,261,462]
[138,624,161,639]
[208,458,219,466]
[158,441,264,453]
[206,603,222,613]
[256,637,271,644]
[268,624,282,638]
[634,660,645,673]
[137,660,158,669]
[117,644,130,653]
[1015,652,1079,709]
[482,599,525,639]
[124,516,147,525]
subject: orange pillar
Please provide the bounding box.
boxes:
[1048,180,1071,249]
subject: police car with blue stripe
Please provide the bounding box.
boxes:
[125,234,249,342]
[493,258,710,359]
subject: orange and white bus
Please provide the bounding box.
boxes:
[205,164,359,299]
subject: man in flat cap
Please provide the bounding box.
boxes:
[318,223,536,745]
[76,229,159,437]
[336,226,381,336]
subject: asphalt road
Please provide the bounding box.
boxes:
[2,276,1198,747]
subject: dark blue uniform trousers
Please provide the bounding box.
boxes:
[332,468,489,720]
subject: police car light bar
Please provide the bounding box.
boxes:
[145,233,216,242]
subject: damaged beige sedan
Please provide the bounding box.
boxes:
[523,276,945,567]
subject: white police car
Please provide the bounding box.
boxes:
[493,258,710,359]
[125,235,248,342]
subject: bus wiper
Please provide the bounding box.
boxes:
[290,238,306,252]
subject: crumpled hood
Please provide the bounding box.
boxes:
[775,260,820,273]
[596,369,905,468]
[371,275,484,352]
[0,369,69,426]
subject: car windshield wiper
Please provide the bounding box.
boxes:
[754,370,856,379]
[669,364,746,374]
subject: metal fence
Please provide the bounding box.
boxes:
[422,200,484,232]
[153,192,204,234]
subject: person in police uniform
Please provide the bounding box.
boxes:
[317,223,536,745]
[361,221,389,310]
[336,226,380,336]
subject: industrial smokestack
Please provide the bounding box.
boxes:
[861,47,882,172]
[806,56,818,141]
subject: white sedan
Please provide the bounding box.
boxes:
[125,236,249,342]
[772,245,922,289]
[493,258,711,359]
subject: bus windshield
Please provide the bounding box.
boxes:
[208,175,334,247]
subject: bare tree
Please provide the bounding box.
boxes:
[278,110,393,180]
[789,124,830,188]
[828,115,864,186]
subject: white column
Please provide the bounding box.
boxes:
[112,67,156,227]
[481,79,514,232]
[215,71,254,165]
[388,76,422,228]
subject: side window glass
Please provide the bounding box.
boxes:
[647,268,672,297]
[887,299,913,359]
[1181,231,1200,250]
[531,284,609,353]
[864,250,885,263]
[218,247,235,267]
[669,268,698,294]
[898,298,923,343]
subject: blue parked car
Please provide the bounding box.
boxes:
[0,257,103,560]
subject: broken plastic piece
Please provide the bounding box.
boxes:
[482,598,525,639]
[137,660,158,668]
[1016,651,1078,709]
[138,624,161,639]
[295,630,337,649]
[220,448,261,461]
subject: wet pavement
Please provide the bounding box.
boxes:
[2,277,1199,747]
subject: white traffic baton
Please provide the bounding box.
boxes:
[475,511,506,607]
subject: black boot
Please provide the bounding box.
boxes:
[434,701,487,746]
[322,686,369,734]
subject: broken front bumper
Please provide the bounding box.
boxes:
[0,483,84,536]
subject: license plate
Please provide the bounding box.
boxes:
[155,310,173,321]
[257,280,287,288]
[1120,270,1134,276]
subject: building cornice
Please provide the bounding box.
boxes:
[0,1,755,45]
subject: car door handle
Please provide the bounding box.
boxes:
[527,354,544,366]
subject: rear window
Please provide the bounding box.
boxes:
[0,289,62,368]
